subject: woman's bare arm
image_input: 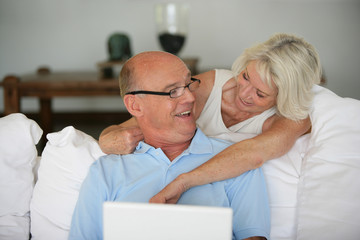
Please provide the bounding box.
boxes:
[98,117,144,154]
[149,116,311,203]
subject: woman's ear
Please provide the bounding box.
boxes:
[123,95,143,117]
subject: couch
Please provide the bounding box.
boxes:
[1,85,360,240]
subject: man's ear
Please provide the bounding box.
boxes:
[123,95,143,117]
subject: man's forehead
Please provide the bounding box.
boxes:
[134,51,177,64]
[135,58,189,82]
[134,54,181,73]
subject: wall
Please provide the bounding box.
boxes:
[1,0,359,113]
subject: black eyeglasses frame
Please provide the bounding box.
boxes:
[125,77,201,98]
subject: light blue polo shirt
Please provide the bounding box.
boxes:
[69,129,270,240]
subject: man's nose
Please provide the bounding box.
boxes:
[181,87,196,102]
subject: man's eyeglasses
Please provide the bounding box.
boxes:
[125,77,201,98]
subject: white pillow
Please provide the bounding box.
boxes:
[297,85,360,239]
[0,113,42,240]
[30,126,105,240]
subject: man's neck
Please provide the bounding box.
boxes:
[144,137,192,161]
[161,140,192,161]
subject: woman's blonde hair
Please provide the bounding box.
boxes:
[231,33,322,121]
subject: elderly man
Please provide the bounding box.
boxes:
[68,51,270,240]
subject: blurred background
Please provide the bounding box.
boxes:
[1,0,359,137]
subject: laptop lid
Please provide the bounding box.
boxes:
[103,202,233,240]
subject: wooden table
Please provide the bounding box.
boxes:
[1,71,121,139]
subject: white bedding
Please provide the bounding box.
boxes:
[0,85,359,240]
[297,85,360,239]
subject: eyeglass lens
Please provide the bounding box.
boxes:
[170,80,200,98]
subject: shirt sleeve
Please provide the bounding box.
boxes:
[225,168,271,240]
[68,161,109,240]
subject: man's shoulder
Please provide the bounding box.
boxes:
[97,153,120,162]
[194,128,232,147]
[206,136,233,151]
[207,136,232,145]
[88,154,138,181]
[90,154,123,171]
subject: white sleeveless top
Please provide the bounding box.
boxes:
[196,69,276,141]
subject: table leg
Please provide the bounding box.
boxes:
[39,98,52,139]
[2,76,20,114]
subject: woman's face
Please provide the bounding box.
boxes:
[235,61,278,114]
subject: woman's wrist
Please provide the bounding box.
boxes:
[177,171,200,191]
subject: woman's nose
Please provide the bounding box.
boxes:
[241,84,253,97]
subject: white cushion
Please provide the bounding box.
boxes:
[0,113,42,240]
[297,85,360,239]
[30,126,105,240]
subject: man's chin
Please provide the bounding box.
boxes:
[182,125,197,137]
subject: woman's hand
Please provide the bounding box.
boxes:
[99,118,144,155]
[149,174,189,204]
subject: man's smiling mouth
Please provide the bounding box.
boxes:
[176,110,191,117]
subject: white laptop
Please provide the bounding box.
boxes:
[103,202,233,240]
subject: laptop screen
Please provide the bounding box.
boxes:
[103,202,233,240]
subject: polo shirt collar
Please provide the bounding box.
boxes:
[134,128,213,155]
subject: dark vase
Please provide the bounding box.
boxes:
[155,3,189,56]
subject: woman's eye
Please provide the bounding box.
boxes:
[243,73,248,80]
[257,92,265,98]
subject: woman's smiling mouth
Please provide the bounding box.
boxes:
[240,98,252,106]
